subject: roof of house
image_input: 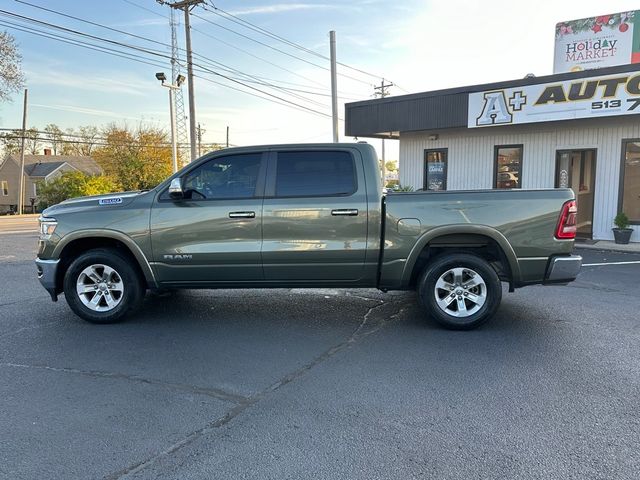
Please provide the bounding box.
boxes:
[345,63,640,138]
[24,161,75,177]
[2,154,102,176]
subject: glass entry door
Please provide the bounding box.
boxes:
[555,149,596,239]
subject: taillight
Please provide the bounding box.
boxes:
[555,200,577,239]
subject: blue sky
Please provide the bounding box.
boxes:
[1,0,640,159]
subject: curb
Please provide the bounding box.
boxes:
[574,243,640,254]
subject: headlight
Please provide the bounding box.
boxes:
[39,217,57,239]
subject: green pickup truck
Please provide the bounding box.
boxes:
[35,143,581,329]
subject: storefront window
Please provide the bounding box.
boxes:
[494,146,522,189]
[621,141,640,223]
[424,149,447,191]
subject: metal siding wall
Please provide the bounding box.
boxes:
[399,117,640,241]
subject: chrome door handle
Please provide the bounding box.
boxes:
[331,209,358,216]
[228,211,255,218]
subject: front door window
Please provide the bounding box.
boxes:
[556,150,596,239]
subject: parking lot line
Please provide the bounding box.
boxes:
[582,261,640,267]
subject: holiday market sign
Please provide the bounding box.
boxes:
[554,11,640,73]
[468,71,640,128]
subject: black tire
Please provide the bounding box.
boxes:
[63,248,145,324]
[417,253,502,330]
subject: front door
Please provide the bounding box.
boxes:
[261,149,369,284]
[555,149,596,239]
[150,152,266,284]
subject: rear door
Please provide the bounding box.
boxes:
[150,152,266,284]
[261,148,369,283]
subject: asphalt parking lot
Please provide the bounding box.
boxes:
[1,216,639,480]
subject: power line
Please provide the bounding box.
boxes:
[10,1,363,105]
[0,11,335,119]
[14,0,366,101]
[204,3,378,79]
[192,9,373,86]
[203,1,410,92]
[0,128,233,148]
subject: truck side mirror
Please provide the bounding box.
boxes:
[168,178,184,200]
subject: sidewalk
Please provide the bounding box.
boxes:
[575,240,640,254]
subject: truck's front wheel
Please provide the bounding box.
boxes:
[417,253,502,330]
[63,249,144,324]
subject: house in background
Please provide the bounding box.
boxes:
[0,149,102,213]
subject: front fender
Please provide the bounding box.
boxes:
[53,229,158,288]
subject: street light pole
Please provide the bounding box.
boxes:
[156,72,185,173]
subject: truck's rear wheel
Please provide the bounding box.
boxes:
[417,253,502,330]
[63,248,144,324]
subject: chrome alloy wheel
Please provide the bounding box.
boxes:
[434,267,487,318]
[76,264,124,312]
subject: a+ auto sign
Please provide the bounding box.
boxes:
[468,71,640,128]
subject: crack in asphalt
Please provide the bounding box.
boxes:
[0,362,249,405]
[0,320,65,339]
[104,297,406,480]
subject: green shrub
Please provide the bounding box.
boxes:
[613,212,630,229]
[37,172,117,210]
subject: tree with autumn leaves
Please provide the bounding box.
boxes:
[93,124,174,192]
[30,124,175,209]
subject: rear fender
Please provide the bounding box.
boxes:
[401,225,521,288]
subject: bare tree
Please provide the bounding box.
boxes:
[25,127,40,155]
[78,125,99,155]
[0,31,25,102]
[0,130,21,155]
[44,124,64,155]
[60,128,79,155]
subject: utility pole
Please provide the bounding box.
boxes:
[160,0,203,163]
[373,80,393,184]
[196,122,204,157]
[18,89,27,216]
[329,30,339,143]
[226,126,229,148]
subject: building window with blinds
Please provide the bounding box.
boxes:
[620,140,640,223]
[494,145,523,189]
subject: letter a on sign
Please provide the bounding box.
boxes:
[476,91,513,126]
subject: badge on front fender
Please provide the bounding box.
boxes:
[98,197,123,205]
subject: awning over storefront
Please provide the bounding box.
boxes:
[345,63,640,138]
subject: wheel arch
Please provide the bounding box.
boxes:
[53,230,157,294]
[401,225,520,290]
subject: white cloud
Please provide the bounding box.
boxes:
[25,68,151,97]
[30,103,148,122]
[226,3,339,16]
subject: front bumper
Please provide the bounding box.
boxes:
[544,254,582,284]
[35,258,60,301]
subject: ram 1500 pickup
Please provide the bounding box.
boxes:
[35,143,582,329]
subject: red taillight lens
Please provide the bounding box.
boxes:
[555,200,577,239]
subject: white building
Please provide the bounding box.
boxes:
[345,64,640,242]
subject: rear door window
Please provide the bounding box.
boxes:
[275,151,356,197]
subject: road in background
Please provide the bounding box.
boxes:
[0,215,39,236]
[0,225,638,480]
